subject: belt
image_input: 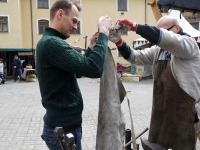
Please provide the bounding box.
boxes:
[48,123,82,132]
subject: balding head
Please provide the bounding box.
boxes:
[50,0,81,21]
[156,16,180,33]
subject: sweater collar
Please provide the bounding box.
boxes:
[44,27,66,40]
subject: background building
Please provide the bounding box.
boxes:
[0,0,35,77]
[7,0,200,77]
[0,0,158,76]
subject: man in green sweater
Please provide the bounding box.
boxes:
[36,0,112,149]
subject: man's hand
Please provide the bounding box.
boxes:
[89,32,98,49]
[108,25,124,46]
[98,16,112,36]
[108,25,122,43]
[117,19,138,32]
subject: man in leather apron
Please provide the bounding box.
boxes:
[109,15,200,149]
[149,51,196,149]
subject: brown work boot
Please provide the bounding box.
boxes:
[194,120,200,141]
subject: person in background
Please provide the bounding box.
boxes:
[0,58,5,84]
[36,0,112,150]
[109,15,200,150]
[13,55,22,82]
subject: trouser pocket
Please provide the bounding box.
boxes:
[41,124,61,150]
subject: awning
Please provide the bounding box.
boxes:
[18,52,33,56]
[0,48,32,52]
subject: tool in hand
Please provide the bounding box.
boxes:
[54,127,76,150]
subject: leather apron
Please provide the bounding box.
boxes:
[148,56,196,150]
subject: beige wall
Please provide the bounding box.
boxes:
[32,0,53,49]
[73,0,157,49]
[0,0,22,48]
[70,0,156,65]
[21,0,32,48]
[0,0,157,65]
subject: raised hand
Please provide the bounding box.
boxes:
[108,25,122,44]
[89,32,99,49]
[98,16,112,36]
[117,19,138,32]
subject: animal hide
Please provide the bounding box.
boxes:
[96,49,126,150]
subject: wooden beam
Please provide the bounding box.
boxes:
[147,0,162,21]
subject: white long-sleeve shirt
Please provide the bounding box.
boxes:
[0,63,3,74]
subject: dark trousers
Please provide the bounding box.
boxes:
[14,69,21,81]
[0,73,5,83]
[41,123,82,150]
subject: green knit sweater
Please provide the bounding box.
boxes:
[36,27,108,127]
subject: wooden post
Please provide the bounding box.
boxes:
[32,48,36,69]
[147,0,162,21]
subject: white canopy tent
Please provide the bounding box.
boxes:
[170,10,200,42]
[133,10,200,48]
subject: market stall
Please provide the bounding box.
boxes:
[22,65,36,82]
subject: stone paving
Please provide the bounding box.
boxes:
[0,78,199,150]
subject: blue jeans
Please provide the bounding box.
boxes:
[41,123,82,150]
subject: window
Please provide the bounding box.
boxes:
[118,0,127,11]
[0,0,7,2]
[38,20,49,34]
[71,21,81,34]
[190,22,200,30]
[38,0,49,9]
[0,16,8,32]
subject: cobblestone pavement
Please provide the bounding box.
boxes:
[0,78,199,150]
